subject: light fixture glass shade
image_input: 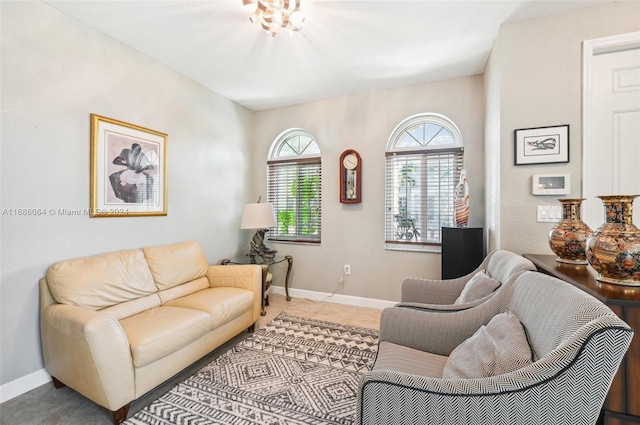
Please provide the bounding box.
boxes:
[243,0,304,37]
[240,202,276,229]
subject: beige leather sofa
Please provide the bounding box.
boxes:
[39,241,262,424]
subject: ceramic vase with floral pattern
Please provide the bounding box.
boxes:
[586,195,640,286]
[548,199,593,264]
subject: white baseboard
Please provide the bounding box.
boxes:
[0,368,51,404]
[1,288,394,404]
[269,286,397,310]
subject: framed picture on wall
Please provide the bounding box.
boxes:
[90,114,167,217]
[514,124,569,165]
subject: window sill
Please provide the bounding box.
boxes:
[384,243,441,253]
[269,239,321,247]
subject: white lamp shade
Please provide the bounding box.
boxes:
[240,202,276,229]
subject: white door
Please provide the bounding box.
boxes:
[583,33,640,230]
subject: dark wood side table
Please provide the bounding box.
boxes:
[523,254,640,425]
[221,255,293,316]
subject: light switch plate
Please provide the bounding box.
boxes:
[537,206,562,223]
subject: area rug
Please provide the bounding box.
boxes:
[124,312,379,425]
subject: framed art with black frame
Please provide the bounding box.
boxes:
[514,124,569,165]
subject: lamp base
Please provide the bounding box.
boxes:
[248,229,277,259]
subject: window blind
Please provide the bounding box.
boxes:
[267,157,321,243]
[385,148,463,245]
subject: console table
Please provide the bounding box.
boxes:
[523,254,640,425]
[221,255,293,316]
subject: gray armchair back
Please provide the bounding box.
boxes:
[399,249,536,311]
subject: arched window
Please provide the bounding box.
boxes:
[267,129,321,243]
[385,113,464,251]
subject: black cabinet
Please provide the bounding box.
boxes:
[441,227,484,279]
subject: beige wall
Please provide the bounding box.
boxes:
[252,76,485,302]
[0,1,253,385]
[486,0,640,254]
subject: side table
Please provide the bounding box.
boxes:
[523,253,640,425]
[220,255,293,316]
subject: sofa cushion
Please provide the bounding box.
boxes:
[46,249,156,310]
[120,306,211,368]
[374,341,448,378]
[164,287,254,329]
[143,241,209,290]
[99,293,161,320]
[157,277,210,304]
[442,311,533,379]
[454,270,500,304]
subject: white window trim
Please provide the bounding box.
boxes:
[267,128,322,244]
[386,113,464,152]
[268,128,321,160]
[385,113,464,253]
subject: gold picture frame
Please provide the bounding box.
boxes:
[90,114,167,217]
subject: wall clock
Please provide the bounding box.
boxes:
[339,149,362,204]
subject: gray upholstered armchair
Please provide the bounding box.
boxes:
[358,271,633,425]
[398,249,536,312]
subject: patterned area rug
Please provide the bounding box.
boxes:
[124,312,379,425]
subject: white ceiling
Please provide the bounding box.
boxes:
[44,0,615,111]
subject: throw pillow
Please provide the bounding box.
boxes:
[454,270,500,304]
[442,311,533,379]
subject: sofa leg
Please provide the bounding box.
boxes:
[112,403,130,425]
[51,376,128,424]
[248,323,255,333]
[52,376,66,389]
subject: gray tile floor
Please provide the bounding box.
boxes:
[0,294,382,425]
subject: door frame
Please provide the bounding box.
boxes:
[581,32,640,212]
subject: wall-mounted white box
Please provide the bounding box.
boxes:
[532,174,571,195]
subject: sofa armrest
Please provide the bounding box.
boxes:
[400,252,494,304]
[207,264,261,291]
[379,302,501,355]
[401,276,471,304]
[40,304,134,411]
[207,265,262,321]
[396,292,494,312]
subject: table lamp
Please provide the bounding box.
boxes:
[240,200,277,259]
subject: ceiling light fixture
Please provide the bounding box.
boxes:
[242,0,305,37]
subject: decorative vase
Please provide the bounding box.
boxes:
[585,195,640,286]
[454,169,469,227]
[548,198,593,264]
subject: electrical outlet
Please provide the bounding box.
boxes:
[344,264,351,275]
